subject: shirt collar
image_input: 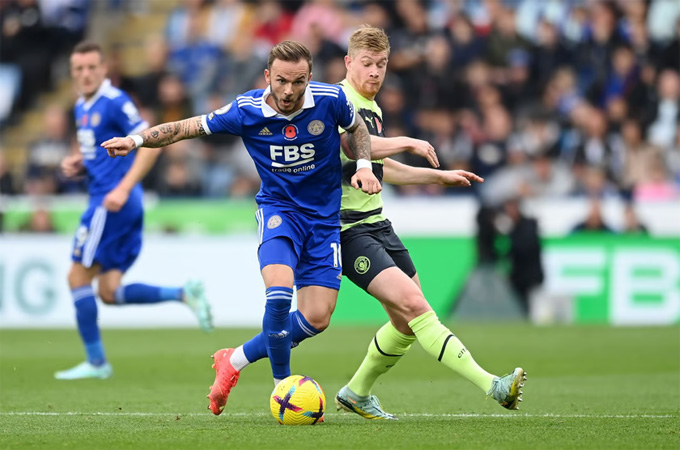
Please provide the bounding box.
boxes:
[80,79,111,112]
[261,84,315,119]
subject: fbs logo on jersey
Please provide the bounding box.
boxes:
[269,143,315,169]
[283,124,298,141]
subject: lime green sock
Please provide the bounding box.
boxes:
[347,322,416,397]
[409,311,495,393]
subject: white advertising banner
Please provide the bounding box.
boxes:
[0,235,268,328]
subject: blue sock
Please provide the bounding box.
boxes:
[262,286,294,380]
[114,284,182,304]
[243,310,321,363]
[72,286,106,366]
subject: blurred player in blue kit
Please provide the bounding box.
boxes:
[102,41,380,414]
[56,42,213,381]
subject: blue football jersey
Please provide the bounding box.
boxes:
[202,81,356,220]
[74,79,148,198]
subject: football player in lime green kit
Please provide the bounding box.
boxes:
[183,30,525,418]
[333,25,526,419]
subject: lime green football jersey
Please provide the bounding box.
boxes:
[338,79,387,232]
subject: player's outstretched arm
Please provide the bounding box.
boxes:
[341,134,439,168]
[345,119,382,194]
[382,158,483,187]
[371,136,440,168]
[102,116,208,157]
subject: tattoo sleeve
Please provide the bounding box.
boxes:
[138,116,207,148]
[346,119,372,161]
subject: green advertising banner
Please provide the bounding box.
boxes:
[335,234,680,326]
[542,234,680,325]
[333,238,477,324]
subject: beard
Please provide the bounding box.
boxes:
[271,90,303,114]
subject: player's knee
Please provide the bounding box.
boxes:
[67,266,89,289]
[305,311,332,331]
[402,292,431,320]
[98,285,117,304]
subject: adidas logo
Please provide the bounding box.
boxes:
[259,127,273,136]
[268,330,289,339]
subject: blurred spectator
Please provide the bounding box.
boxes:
[528,20,572,98]
[657,17,680,71]
[622,203,648,235]
[389,0,431,101]
[205,0,249,51]
[155,73,191,124]
[0,152,16,195]
[156,140,203,197]
[128,34,168,109]
[38,0,89,52]
[446,13,485,70]
[633,153,679,201]
[646,0,680,43]
[484,6,530,85]
[571,198,614,233]
[481,152,574,205]
[291,0,345,47]
[572,108,617,181]
[471,104,511,180]
[251,0,293,58]
[474,197,544,318]
[574,166,619,199]
[164,0,207,51]
[413,34,457,110]
[646,69,679,149]
[1,0,54,112]
[603,45,639,106]
[3,0,680,209]
[19,207,55,233]
[166,9,222,114]
[498,198,543,317]
[216,33,267,101]
[24,104,82,195]
[619,118,663,190]
[0,59,21,125]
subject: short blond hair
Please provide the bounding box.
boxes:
[268,40,313,73]
[348,25,390,57]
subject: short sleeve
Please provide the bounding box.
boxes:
[202,100,242,136]
[112,95,148,135]
[335,88,356,131]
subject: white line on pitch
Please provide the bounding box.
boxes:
[0,412,676,419]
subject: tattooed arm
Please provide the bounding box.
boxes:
[345,119,382,194]
[101,116,207,157]
[344,118,372,162]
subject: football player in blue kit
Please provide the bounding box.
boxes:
[102,40,380,414]
[55,42,213,381]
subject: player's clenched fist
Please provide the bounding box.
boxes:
[351,167,382,194]
[102,136,137,158]
[61,153,84,178]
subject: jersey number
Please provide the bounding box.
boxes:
[330,242,342,268]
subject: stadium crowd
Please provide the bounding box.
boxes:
[2,0,679,211]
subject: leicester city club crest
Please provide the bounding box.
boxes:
[267,215,282,229]
[307,120,324,136]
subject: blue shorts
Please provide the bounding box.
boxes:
[71,189,143,273]
[256,206,342,291]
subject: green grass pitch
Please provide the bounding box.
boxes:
[1,324,678,449]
